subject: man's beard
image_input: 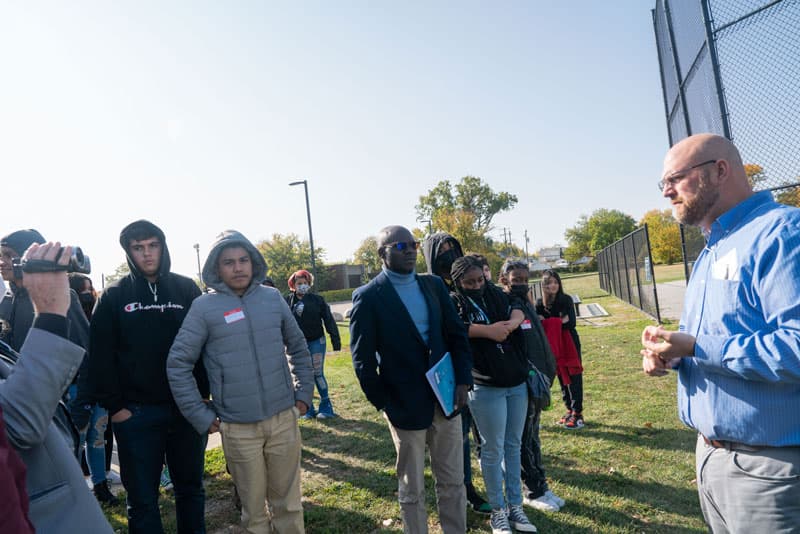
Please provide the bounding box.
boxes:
[674,170,720,226]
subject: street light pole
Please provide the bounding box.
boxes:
[289,180,316,282]
[193,243,202,288]
[419,219,432,235]
[524,230,530,266]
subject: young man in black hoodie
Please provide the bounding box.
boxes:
[89,220,208,534]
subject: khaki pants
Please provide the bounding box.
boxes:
[221,408,304,534]
[385,408,466,534]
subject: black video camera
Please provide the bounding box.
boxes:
[12,246,91,278]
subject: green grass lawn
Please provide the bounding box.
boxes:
[104,274,705,533]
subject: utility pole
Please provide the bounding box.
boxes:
[507,229,512,256]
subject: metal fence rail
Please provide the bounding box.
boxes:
[597,225,661,322]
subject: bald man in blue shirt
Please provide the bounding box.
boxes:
[641,133,800,532]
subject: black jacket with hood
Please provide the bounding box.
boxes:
[88,220,207,416]
[422,232,464,288]
[284,292,341,350]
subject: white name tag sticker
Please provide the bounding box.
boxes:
[711,248,739,281]
[520,319,532,330]
[224,308,246,324]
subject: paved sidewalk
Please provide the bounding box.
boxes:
[655,279,686,322]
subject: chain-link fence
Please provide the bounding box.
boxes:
[597,226,661,322]
[653,0,800,275]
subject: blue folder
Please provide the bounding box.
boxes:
[425,352,456,417]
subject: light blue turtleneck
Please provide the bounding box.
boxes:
[383,267,430,344]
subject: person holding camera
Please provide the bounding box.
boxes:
[88,220,208,534]
[0,229,90,354]
[0,241,113,532]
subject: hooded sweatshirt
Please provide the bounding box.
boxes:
[88,220,205,416]
[167,230,313,435]
[422,232,464,287]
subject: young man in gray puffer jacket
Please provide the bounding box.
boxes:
[167,230,313,534]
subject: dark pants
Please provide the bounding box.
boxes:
[461,406,484,485]
[558,372,583,413]
[114,403,207,534]
[462,407,473,484]
[520,400,548,499]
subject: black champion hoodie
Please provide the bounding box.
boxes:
[88,220,207,416]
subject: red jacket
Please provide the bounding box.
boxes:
[0,405,34,534]
[541,318,583,385]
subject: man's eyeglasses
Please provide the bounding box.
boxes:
[658,159,717,192]
[385,241,420,251]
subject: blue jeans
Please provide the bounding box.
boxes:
[468,382,528,509]
[82,404,110,485]
[67,384,108,485]
[113,403,207,534]
[307,337,334,415]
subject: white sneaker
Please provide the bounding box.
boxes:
[545,489,565,508]
[85,476,93,489]
[489,508,513,534]
[507,504,537,532]
[523,493,560,512]
[106,470,122,485]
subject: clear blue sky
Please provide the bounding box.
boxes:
[0,1,670,286]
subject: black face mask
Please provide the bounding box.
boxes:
[78,292,95,306]
[435,249,459,277]
[462,286,485,301]
[510,284,529,298]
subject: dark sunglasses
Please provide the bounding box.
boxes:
[385,241,420,251]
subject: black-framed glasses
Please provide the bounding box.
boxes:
[385,241,420,251]
[658,159,717,191]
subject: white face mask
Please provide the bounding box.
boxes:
[296,283,311,295]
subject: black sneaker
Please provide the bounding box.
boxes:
[466,483,492,514]
[93,480,119,506]
[565,412,585,429]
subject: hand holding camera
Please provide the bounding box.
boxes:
[12,246,90,278]
[21,242,73,316]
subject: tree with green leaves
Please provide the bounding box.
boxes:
[415,176,517,252]
[640,209,682,264]
[564,209,636,260]
[352,236,382,278]
[256,233,327,293]
[104,262,130,288]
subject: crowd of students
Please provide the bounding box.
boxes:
[0,221,585,534]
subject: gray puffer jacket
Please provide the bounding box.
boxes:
[167,230,313,435]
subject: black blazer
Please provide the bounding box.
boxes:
[350,271,473,430]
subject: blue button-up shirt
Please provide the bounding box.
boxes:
[677,191,800,447]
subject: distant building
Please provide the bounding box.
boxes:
[326,263,365,291]
[528,260,551,272]
[537,246,564,263]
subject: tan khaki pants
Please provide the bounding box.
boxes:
[221,407,304,534]
[385,408,466,534]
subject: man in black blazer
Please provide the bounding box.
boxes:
[351,225,473,534]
